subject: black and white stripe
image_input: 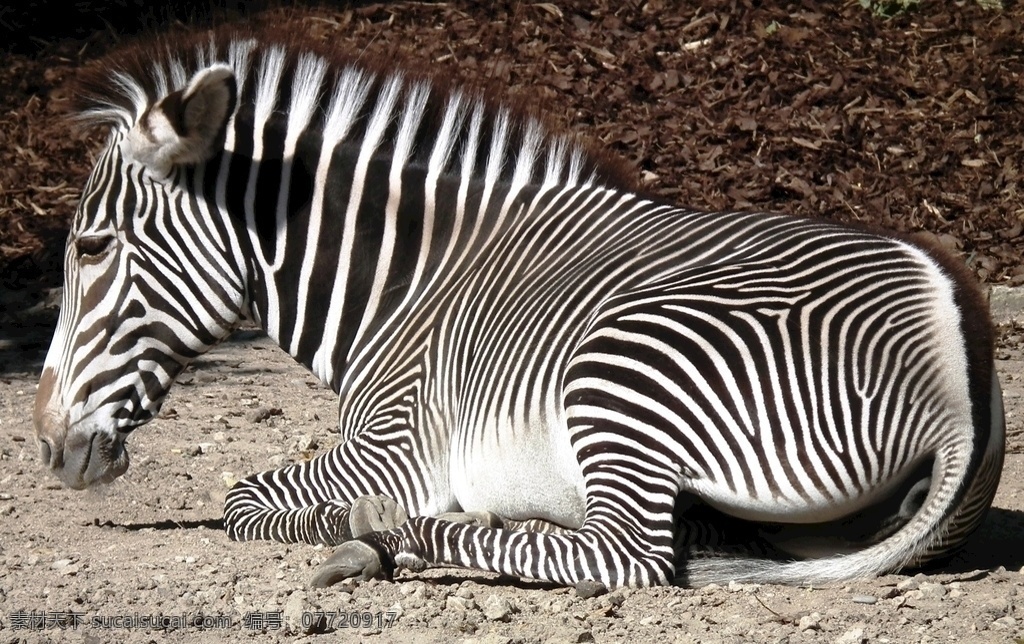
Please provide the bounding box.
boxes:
[36,27,1003,588]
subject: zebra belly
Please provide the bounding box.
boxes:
[448,420,586,529]
[683,455,929,525]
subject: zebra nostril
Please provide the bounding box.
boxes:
[39,438,54,467]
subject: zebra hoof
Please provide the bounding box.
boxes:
[435,510,504,528]
[349,495,409,539]
[310,541,385,588]
[395,552,428,573]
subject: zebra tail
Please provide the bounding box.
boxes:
[678,436,976,587]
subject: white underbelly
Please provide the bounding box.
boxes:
[448,418,585,529]
[684,458,926,524]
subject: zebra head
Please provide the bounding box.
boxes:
[35,64,243,489]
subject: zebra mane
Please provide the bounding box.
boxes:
[69,23,636,191]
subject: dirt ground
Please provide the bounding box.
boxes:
[0,318,1021,643]
[2,1,1024,643]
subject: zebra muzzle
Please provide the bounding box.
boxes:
[34,368,131,489]
[38,428,129,490]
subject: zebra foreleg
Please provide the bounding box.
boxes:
[223,435,427,545]
[311,499,677,589]
[225,452,572,549]
[225,481,404,546]
[310,459,681,589]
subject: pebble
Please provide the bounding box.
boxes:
[382,602,402,625]
[575,580,607,599]
[896,578,919,592]
[446,596,473,612]
[289,434,318,452]
[483,595,513,622]
[283,590,319,635]
[465,636,512,644]
[51,559,80,576]
[835,627,867,644]
[727,580,759,593]
[982,597,1009,615]
[918,582,947,599]
[992,616,1018,630]
[246,406,282,424]
[545,598,569,614]
[798,612,821,631]
[851,595,877,605]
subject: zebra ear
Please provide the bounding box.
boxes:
[125,64,237,175]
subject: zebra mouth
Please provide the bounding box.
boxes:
[54,430,130,489]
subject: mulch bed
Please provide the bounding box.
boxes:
[1,0,1021,293]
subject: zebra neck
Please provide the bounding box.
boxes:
[240,146,536,392]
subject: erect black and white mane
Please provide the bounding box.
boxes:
[69,25,636,194]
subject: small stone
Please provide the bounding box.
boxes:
[472,636,512,644]
[545,598,568,614]
[896,578,919,592]
[289,434,318,453]
[576,580,608,599]
[283,591,319,635]
[455,586,475,600]
[246,406,282,424]
[387,602,403,622]
[983,597,1010,615]
[992,616,1017,630]
[606,591,626,607]
[483,595,513,622]
[51,558,73,570]
[445,596,472,612]
[798,612,821,631]
[851,595,877,605]
[918,582,947,599]
[576,631,595,643]
[835,627,866,644]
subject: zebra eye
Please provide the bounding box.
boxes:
[76,235,115,260]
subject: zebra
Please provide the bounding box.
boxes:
[33,25,1004,589]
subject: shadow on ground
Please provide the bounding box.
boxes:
[0,285,59,377]
[939,507,1024,575]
